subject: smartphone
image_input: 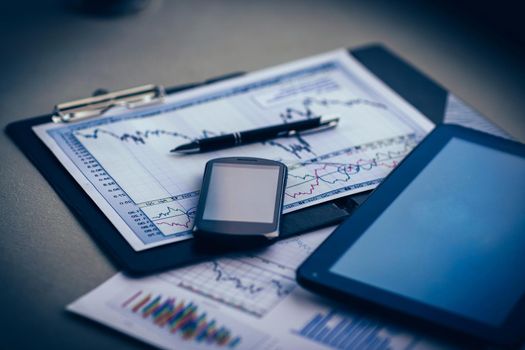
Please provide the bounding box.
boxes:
[193,157,287,242]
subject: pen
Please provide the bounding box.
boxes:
[170,116,340,154]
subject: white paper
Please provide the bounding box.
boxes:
[34,49,433,251]
[68,227,451,350]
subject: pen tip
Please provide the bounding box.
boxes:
[170,142,199,154]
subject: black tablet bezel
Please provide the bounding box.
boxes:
[194,157,287,237]
[297,124,525,347]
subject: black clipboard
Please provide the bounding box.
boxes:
[5,44,452,275]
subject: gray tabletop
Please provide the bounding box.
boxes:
[1,1,524,348]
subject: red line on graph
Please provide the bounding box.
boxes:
[285,156,401,199]
[156,218,192,229]
[285,165,327,199]
[122,290,143,308]
[377,160,398,168]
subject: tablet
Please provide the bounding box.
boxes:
[297,124,525,347]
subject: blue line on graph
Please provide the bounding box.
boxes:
[288,148,408,183]
[284,141,414,199]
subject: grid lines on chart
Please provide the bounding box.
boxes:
[164,258,296,317]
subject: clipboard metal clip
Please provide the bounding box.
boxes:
[52,84,165,123]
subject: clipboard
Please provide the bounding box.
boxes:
[5,44,498,275]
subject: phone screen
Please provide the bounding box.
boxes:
[202,163,281,223]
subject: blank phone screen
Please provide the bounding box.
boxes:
[331,137,525,326]
[202,163,280,223]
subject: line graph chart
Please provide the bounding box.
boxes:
[73,103,419,238]
[161,229,332,317]
[163,258,296,317]
[72,96,420,237]
[152,206,196,231]
[283,134,416,209]
[140,195,199,236]
[278,97,387,123]
[75,128,219,145]
[77,126,318,160]
[263,133,315,159]
[75,97,387,147]
[39,50,433,250]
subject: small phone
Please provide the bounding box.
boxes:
[193,157,287,243]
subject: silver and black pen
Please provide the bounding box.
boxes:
[170,116,340,154]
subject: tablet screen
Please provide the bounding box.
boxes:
[331,137,525,326]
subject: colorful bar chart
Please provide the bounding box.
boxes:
[293,310,393,350]
[121,290,242,348]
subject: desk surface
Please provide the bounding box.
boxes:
[1,1,524,348]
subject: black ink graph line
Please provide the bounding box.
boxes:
[74,97,388,159]
[77,127,315,159]
[75,129,218,145]
[150,206,197,220]
[210,261,294,297]
[263,133,315,159]
[279,97,387,123]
